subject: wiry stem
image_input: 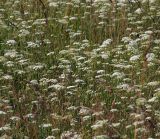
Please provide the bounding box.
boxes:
[38,0,48,25]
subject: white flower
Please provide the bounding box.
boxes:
[148,97,158,103]
[147,81,159,86]
[82,115,91,122]
[136,98,147,106]
[18,29,30,37]
[46,136,56,139]
[30,80,38,85]
[61,130,81,139]
[94,0,108,3]
[135,8,143,14]
[121,37,132,43]
[118,0,126,3]
[145,30,153,35]
[75,79,84,83]
[49,2,58,8]
[100,39,112,48]
[101,53,108,59]
[142,0,155,4]
[146,53,155,62]
[29,63,45,71]
[0,111,6,115]
[112,122,121,127]
[5,61,14,67]
[130,55,140,62]
[47,51,54,56]
[2,75,13,80]
[59,50,69,55]
[15,70,25,75]
[140,33,150,40]
[27,41,39,48]
[48,79,58,84]
[67,106,77,111]
[0,125,11,131]
[128,40,138,47]
[41,123,52,128]
[58,19,68,24]
[4,50,18,58]
[154,39,160,44]
[111,71,124,79]
[33,19,46,25]
[97,70,105,74]
[91,120,108,130]
[117,83,129,90]
[18,59,28,66]
[72,0,80,3]
[6,40,17,46]
[110,109,118,112]
[79,107,91,116]
[133,121,144,126]
[25,113,34,118]
[93,135,109,139]
[48,84,65,91]
[10,116,21,121]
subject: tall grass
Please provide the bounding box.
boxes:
[0,0,160,138]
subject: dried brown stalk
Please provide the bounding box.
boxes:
[38,0,48,25]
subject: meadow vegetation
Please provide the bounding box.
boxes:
[0,0,160,138]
